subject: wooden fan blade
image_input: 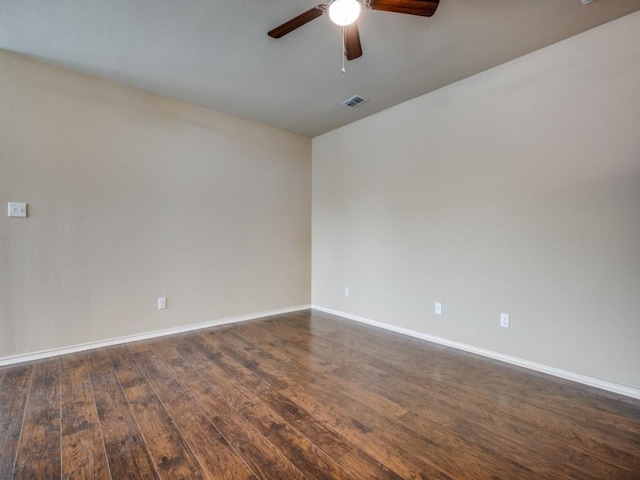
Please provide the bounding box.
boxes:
[344,23,363,61]
[369,0,439,17]
[268,5,327,38]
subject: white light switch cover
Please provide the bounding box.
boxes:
[8,202,27,218]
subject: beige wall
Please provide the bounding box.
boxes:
[0,50,311,358]
[312,12,640,389]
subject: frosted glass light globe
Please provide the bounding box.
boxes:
[328,0,361,26]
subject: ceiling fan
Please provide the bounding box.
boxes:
[268,0,440,61]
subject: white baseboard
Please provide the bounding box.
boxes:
[0,304,311,367]
[312,305,640,400]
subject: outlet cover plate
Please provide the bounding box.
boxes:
[158,297,167,310]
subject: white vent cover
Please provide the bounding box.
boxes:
[342,95,368,108]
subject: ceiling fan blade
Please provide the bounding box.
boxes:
[268,5,327,38]
[344,23,363,61]
[369,0,439,17]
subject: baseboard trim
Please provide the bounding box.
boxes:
[0,304,311,367]
[311,305,640,400]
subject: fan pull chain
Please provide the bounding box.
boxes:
[341,26,346,73]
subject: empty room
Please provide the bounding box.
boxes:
[1,0,639,478]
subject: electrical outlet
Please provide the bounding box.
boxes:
[435,302,442,315]
[500,313,510,328]
[158,297,167,310]
[344,287,350,297]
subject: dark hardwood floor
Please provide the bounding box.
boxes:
[1,309,639,479]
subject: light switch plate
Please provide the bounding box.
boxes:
[8,202,27,218]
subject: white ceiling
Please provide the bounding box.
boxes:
[1,0,638,137]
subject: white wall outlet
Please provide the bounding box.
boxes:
[344,287,350,297]
[8,202,27,218]
[158,297,167,310]
[500,313,510,328]
[435,302,442,315]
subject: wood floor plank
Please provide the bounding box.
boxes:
[60,353,111,480]
[166,340,310,480]
[198,330,501,478]
[229,316,633,478]
[228,329,410,419]
[305,330,640,476]
[257,313,640,477]
[190,331,458,479]
[107,345,206,480]
[0,364,32,479]
[182,332,357,462]
[88,349,160,480]
[323,359,583,478]
[179,334,402,480]
[198,328,412,472]
[202,318,592,477]
[126,341,258,480]
[2,309,639,479]
[310,316,638,478]
[12,359,61,480]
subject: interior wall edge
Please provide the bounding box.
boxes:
[311,305,640,401]
[0,304,312,367]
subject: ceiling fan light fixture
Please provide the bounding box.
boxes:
[328,0,362,26]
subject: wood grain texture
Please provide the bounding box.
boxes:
[108,345,206,479]
[345,23,363,61]
[88,349,159,479]
[60,353,111,480]
[370,0,439,17]
[126,341,257,480]
[1,309,639,479]
[268,5,326,38]
[0,365,32,479]
[12,360,61,480]
[170,340,309,480]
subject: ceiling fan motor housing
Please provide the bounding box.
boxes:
[267,0,440,61]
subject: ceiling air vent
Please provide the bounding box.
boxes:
[342,95,368,108]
